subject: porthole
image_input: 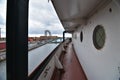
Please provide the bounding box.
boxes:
[80,31,83,42]
[93,25,106,49]
[109,8,112,12]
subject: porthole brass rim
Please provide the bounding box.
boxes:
[93,25,106,50]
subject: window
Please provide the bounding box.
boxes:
[93,25,106,49]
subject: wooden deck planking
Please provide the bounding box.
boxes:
[52,42,87,80]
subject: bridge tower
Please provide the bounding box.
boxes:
[45,30,51,36]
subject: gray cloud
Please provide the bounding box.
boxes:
[0,15,4,25]
[0,0,4,4]
[30,29,62,34]
[29,0,64,36]
[51,30,63,34]
[29,30,44,34]
[29,21,63,34]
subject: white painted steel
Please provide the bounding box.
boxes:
[72,1,120,80]
[28,43,59,75]
[52,0,111,32]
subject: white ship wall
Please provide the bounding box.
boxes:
[72,1,120,80]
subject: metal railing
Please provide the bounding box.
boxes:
[28,38,71,80]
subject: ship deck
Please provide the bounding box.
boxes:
[52,42,87,80]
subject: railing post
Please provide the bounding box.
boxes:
[6,0,29,80]
[63,31,66,42]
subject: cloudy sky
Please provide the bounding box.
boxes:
[0,0,67,37]
[0,0,6,37]
[29,0,65,37]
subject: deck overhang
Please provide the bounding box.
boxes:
[51,0,112,32]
